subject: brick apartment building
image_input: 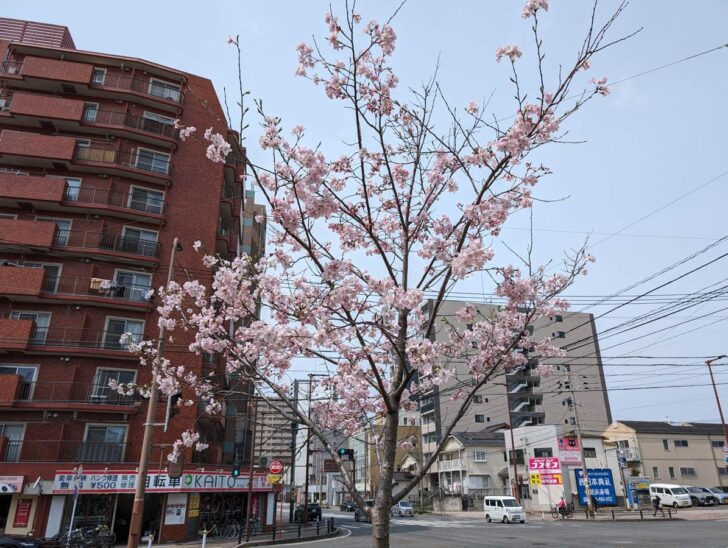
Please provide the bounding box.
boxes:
[0,18,269,542]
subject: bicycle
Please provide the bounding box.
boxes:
[551,504,574,519]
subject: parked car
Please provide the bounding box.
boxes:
[294,503,322,522]
[683,486,718,506]
[705,487,728,504]
[483,496,526,524]
[649,484,692,508]
[354,500,374,523]
[339,500,357,512]
[390,500,415,517]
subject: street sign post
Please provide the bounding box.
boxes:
[723,444,728,454]
[267,474,282,485]
[269,460,283,475]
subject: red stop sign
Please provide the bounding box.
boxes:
[269,460,283,474]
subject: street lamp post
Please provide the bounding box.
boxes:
[128,238,182,548]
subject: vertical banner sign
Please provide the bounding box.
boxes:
[165,493,188,525]
[187,493,200,518]
[575,468,617,505]
[13,499,33,528]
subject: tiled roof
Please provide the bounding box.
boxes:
[619,420,724,436]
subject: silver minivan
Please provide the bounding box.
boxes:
[483,496,526,524]
[649,484,692,508]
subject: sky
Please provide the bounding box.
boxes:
[5,0,728,424]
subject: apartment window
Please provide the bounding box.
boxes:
[668,467,675,479]
[148,79,181,102]
[121,227,158,256]
[652,467,660,479]
[475,415,485,423]
[712,440,723,448]
[674,440,688,448]
[719,467,728,476]
[128,187,164,214]
[551,331,566,339]
[549,315,563,322]
[583,447,597,458]
[142,111,174,134]
[616,440,630,449]
[82,424,127,462]
[508,449,525,465]
[92,368,136,403]
[37,217,72,246]
[135,148,170,174]
[473,451,487,462]
[473,395,482,404]
[83,102,99,122]
[61,178,82,201]
[103,317,144,350]
[0,424,25,462]
[680,467,696,476]
[10,311,51,344]
[663,439,670,451]
[0,365,37,400]
[24,262,62,292]
[534,448,553,458]
[114,270,152,302]
[92,68,107,85]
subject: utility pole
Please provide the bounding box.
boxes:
[705,356,728,445]
[302,373,313,523]
[244,398,258,542]
[563,365,594,516]
[128,237,181,548]
[288,380,299,523]
[506,392,521,502]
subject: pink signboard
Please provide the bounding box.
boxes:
[528,457,561,471]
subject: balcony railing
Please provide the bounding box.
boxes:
[0,439,129,463]
[83,109,179,139]
[53,230,162,258]
[11,380,139,406]
[90,74,183,105]
[0,91,12,112]
[0,61,22,75]
[438,458,464,472]
[41,277,153,304]
[29,326,142,351]
[74,146,172,177]
[63,185,167,215]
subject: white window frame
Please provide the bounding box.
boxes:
[135,147,170,174]
[103,316,145,349]
[82,422,129,462]
[91,367,137,401]
[23,262,63,292]
[10,310,52,343]
[142,111,174,125]
[127,185,165,214]
[91,68,107,86]
[83,102,100,122]
[36,216,72,246]
[0,422,26,462]
[113,268,152,301]
[473,451,487,462]
[0,364,38,399]
[148,78,181,101]
[121,225,158,241]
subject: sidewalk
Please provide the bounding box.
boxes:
[154,522,340,548]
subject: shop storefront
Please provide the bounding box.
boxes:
[0,476,39,536]
[46,470,275,543]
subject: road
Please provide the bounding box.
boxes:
[320,509,728,547]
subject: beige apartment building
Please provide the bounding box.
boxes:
[419,300,612,491]
[254,398,294,468]
[603,421,728,489]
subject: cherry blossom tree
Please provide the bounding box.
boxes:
[126,2,637,546]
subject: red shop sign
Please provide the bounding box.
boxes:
[13,498,33,528]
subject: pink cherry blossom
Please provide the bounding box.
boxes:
[522,0,549,18]
[495,44,523,63]
[465,101,478,114]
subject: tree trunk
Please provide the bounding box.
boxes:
[371,408,398,547]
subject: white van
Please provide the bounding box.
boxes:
[483,496,526,524]
[649,483,692,508]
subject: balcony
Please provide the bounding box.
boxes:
[0,130,77,166]
[438,458,465,472]
[0,318,34,351]
[1,378,140,411]
[0,439,129,463]
[63,185,167,223]
[73,145,172,185]
[90,73,184,108]
[38,277,154,310]
[24,327,142,360]
[83,110,179,146]
[624,447,641,462]
[53,230,161,266]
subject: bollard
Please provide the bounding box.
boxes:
[639,509,643,520]
[298,523,302,538]
[272,524,276,541]
[317,520,320,536]
[201,529,207,548]
[668,508,672,519]
[611,510,615,520]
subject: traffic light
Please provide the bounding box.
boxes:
[337,448,354,460]
[232,464,240,478]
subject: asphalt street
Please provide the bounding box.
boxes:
[322,509,728,547]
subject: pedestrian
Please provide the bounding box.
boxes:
[557,496,568,519]
[590,494,599,514]
[652,494,665,517]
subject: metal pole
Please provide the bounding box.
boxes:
[128,237,179,548]
[289,380,299,523]
[506,390,520,502]
[245,399,258,542]
[66,466,82,548]
[303,374,313,523]
[706,357,728,445]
